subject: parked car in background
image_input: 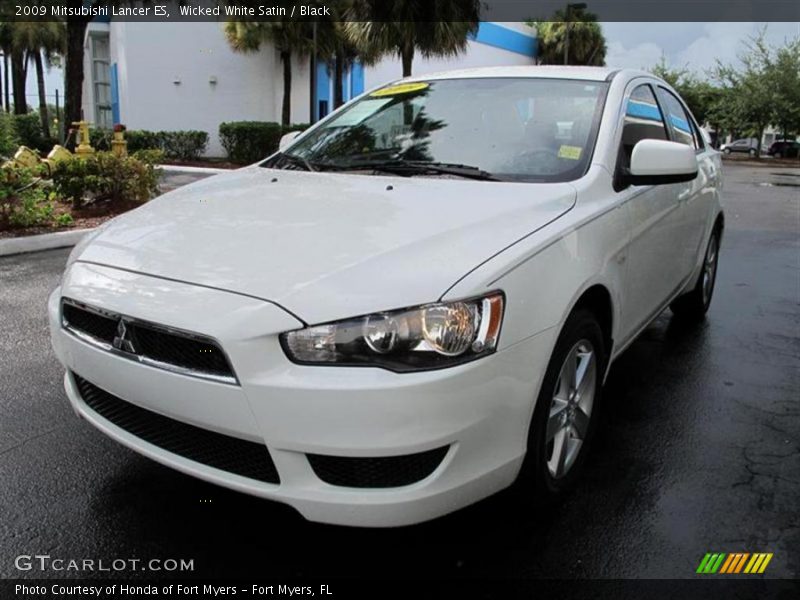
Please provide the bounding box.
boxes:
[720,138,759,156]
[49,67,724,526]
[767,140,800,158]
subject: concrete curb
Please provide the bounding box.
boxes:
[158,164,230,175]
[0,228,95,257]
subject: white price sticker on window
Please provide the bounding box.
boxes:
[327,99,393,127]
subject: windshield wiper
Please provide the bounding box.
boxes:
[274,152,317,172]
[326,159,501,181]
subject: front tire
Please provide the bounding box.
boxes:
[723,148,731,155]
[670,228,720,320]
[749,148,757,157]
[518,309,607,499]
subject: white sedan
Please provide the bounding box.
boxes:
[49,67,723,526]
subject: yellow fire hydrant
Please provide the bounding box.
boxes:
[73,121,94,155]
[112,125,128,157]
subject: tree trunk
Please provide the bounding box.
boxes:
[3,54,9,112]
[64,19,88,131]
[34,52,50,139]
[281,50,291,127]
[333,55,344,109]
[754,126,764,160]
[11,48,27,114]
[401,44,414,78]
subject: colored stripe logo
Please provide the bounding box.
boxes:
[696,552,773,574]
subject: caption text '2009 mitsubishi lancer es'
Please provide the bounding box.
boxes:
[49,67,723,526]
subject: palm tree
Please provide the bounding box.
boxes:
[344,1,481,77]
[225,21,315,126]
[0,23,11,112]
[529,8,607,66]
[328,23,362,109]
[314,20,373,109]
[12,22,65,138]
[0,23,27,114]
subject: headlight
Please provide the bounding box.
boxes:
[281,292,504,372]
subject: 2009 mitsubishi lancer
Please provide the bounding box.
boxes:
[49,67,723,526]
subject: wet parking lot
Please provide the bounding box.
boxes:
[0,163,797,581]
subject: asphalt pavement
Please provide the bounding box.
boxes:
[0,163,797,581]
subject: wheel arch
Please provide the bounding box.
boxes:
[713,211,725,242]
[569,284,614,365]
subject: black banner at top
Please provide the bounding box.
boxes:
[1,0,799,22]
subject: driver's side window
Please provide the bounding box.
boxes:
[619,84,669,170]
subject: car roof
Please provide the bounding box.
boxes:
[404,66,650,83]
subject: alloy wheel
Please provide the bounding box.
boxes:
[702,234,718,306]
[546,339,596,479]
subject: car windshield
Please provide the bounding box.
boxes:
[266,78,609,183]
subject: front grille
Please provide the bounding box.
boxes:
[73,374,279,484]
[62,302,118,345]
[127,324,232,377]
[61,299,237,384]
[307,447,449,488]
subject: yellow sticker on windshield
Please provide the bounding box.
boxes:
[370,82,430,97]
[558,145,583,160]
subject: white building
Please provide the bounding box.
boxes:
[82,21,537,156]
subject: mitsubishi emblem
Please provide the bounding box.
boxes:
[113,319,136,354]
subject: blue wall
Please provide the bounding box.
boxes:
[469,22,537,57]
[110,63,120,124]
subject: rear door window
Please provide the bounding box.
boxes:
[658,88,699,149]
[619,84,669,169]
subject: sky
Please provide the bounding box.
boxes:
[23,21,800,108]
[603,22,800,73]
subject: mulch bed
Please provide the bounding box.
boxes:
[0,199,141,239]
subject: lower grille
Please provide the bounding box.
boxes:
[73,374,279,484]
[308,447,449,488]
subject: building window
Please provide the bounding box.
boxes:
[91,35,112,129]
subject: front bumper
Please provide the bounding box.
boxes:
[49,262,555,526]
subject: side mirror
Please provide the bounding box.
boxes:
[279,130,301,151]
[625,139,698,186]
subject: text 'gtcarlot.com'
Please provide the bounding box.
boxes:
[14,554,194,572]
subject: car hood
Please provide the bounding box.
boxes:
[74,167,575,324]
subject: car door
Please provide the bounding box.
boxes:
[656,86,717,279]
[615,82,688,344]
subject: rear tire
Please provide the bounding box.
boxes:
[670,228,720,320]
[517,309,607,501]
[749,148,757,157]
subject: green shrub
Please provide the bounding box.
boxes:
[90,128,208,160]
[159,130,208,160]
[219,121,283,164]
[218,121,309,164]
[8,189,55,227]
[89,128,113,151]
[0,112,19,158]
[124,130,161,153]
[12,113,58,154]
[56,212,74,226]
[51,152,161,209]
[0,163,57,230]
[132,148,165,166]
